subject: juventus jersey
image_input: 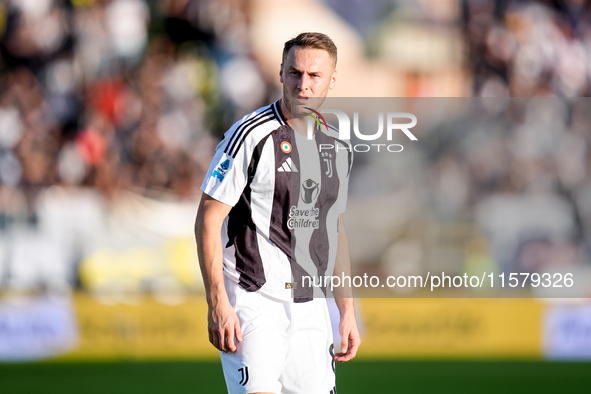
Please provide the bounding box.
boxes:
[201,100,352,302]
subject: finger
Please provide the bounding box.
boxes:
[211,330,221,351]
[334,338,359,362]
[226,326,237,352]
[218,329,227,352]
[347,339,360,359]
[235,320,243,343]
[345,339,361,361]
[334,349,351,360]
[334,353,348,362]
[208,329,214,346]
[340,333,349,355]
[334,352,353,362]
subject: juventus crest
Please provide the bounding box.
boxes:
[321,151,333,178]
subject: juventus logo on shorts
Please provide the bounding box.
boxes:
[329,344,335,373]
[238,367,249,386]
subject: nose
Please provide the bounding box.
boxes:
[298,74,310,92]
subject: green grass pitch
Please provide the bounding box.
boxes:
[0,360,589,393]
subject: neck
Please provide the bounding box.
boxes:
[279,98,292,125]
[279,97,311,137]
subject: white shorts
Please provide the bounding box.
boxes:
[221,277,336,394]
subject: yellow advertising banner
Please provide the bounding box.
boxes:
[63,293,218,360]
[358,298,544,359]
[61,294,544,360]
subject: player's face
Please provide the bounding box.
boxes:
[279,46,336,119]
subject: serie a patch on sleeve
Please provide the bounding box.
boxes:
[211,155,232,182]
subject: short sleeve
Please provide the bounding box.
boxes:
[201,125,250,207]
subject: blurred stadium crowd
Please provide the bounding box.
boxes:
[427,0,591,285]
[0,0,276,293]
[0,0,275,203]
[465,0,591,96]
[0,0,589,294]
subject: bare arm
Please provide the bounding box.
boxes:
[195,193,242,352]
[333,213,361,362]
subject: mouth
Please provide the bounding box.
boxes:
[294,96,309,104]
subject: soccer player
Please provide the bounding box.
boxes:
[195,32,360,394]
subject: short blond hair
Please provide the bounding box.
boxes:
[282,32,337,67]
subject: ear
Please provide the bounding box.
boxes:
[329,69,337,90]
[279,64,284,83]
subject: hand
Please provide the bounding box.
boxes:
[208,300,243,353]
[334,312,360,362]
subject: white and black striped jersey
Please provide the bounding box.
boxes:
[201,100,352,302]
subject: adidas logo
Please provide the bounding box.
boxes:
[277,157,298,172]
